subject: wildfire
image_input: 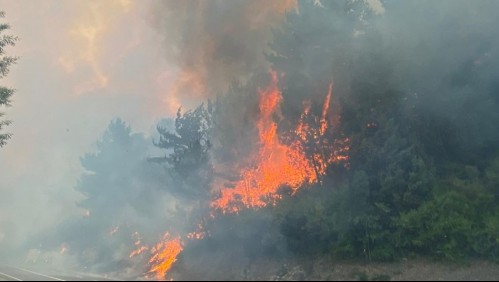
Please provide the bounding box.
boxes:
[295,81,350,176]
[130,227,205,279]
[148,234,183,280]
[211,72,346,213]
[137,71,349,279]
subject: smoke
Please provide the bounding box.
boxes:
[372,0,499,157]
[0,0,174,270]
[148,0,296,107]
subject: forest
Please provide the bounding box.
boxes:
[1,0,498,280]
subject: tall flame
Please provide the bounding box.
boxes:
[211,72,344,214]
[295,81,349,176]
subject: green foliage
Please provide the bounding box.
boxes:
[155,104,212,169]
[278,185,341,255]
[396,163,499,260]
[0,11,18,147]
[51,119,173,271]
[154,103,213,199]
[77,118,165,219]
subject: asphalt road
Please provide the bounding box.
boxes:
[0,265,118,281]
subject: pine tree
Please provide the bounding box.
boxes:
[0,11,18,147]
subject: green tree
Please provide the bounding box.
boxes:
[154,103,213,199]
[49,118,186,273]
[70,119,166,269]
[77,119,164,220]
[395,170,498,260]
[0,11,18,147]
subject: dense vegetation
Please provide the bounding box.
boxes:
[181,0,499,262]
[261,0,499,261]
[56,0,499,273]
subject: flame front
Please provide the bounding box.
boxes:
[211,72,344,213]
[148,234,183,280]
[140,71,349,278]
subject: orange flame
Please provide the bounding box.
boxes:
[210,72,345,213]
[295,82,350,176]
[148,233,183,280]
[296,100,312,142]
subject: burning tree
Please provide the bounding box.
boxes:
[211,71,348,214]
[141,69,350,279]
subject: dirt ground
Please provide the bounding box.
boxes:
[170,254,499,281]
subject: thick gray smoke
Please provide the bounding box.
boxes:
[148,0,295,104]
[373,0,499,156]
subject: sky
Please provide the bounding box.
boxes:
[0,0,179,249]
